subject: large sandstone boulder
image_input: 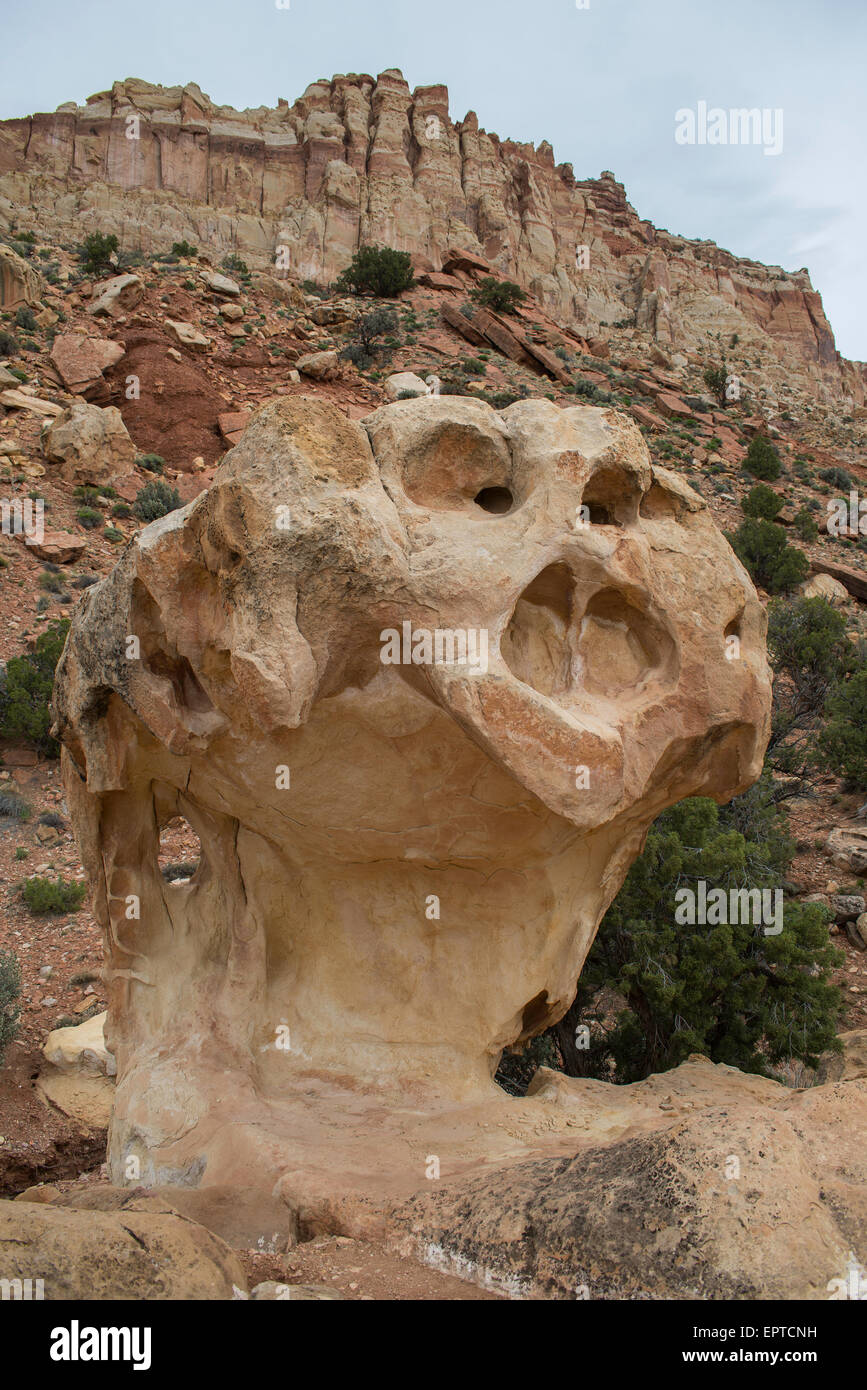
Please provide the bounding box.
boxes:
[297,349,339,380]
[391,1055,867,1300]
[88,273,144,319]
[384,371,429,400]
[0,244,44,308]
[43,400,136,485]
[52,395,771,1212]
[49,333,125,401]
[43,1011,115,1077]
[0,1197,247,1299]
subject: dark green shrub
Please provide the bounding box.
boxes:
[766,596,854,780]
[820,669,867,790]
[728,517,809,593]
[743,434,782,481]
[334,246,415,298]
[76,507,102,530]
[133,480,182,523]
[0,330,18,357]
[703,363,728,405]
[0,618,69,755]
[104,526,124,543]
[111,502,133,519]
[39,570,63,593]
[793,506,819,541]
[21,876,87,915]
[530,788,842,1085]
[171,240,198,258]
[14,307,36,331]
[339,308,399,369]
[77,232,118,276]
[0,949,21,1064]
[741,484,783,521]
[220,253,249,278]
[470,277,527,314]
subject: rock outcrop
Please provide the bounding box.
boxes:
[0,1195,247,1299]
[52,394,771,1205]
[1,74,864,406]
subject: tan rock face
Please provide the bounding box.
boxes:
[49,333,125,400]
[0,74,861,403]
[43,400,136,486]
[0,244,44,308]
[53,395,770,1188]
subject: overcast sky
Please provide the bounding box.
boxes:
[3,0,864,361]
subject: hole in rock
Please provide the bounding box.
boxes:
[398,419,514,512]
[577,588,673,697]
[501,563,574,698]
[158,817,202,883]
[639,483,681,521]
[580,464,641,528]
[474,486,514,515]
[520,991,551,1036]
[725,613,743,641]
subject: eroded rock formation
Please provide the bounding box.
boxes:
[52,394,771,1195]
[1,74,864,404]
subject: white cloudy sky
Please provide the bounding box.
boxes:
[3,0,864,360]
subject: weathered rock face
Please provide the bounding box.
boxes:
[0,243,44,308]
[43,399,136,486]
[1,74,863,405]
[53,395,770,1194]
[0,1196,247,1299]
[392,1056,867,1300]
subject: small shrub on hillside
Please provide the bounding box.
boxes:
[76,232,118,276]
[220,253,249,278]
[339,308,399,370]
[334,246,415,298]
[14,307,36,331]
[135,453,165,474]
[133,480,182,523]
[111,502,133,519]
[0,618,70,755]
[21,876,87,915]
[171,240,198,258]
[728,518,809,594]
[819,466,854,491]
[741,484,783,521]
[0,790,31,821]
[0,949,22,1064]
[0,330,18,357]
[743,434,782,481]
[820,670,867,791]
[39,570,64,593]
[104,526,124,543]
[76,507,102,530]
[470,277,526,315]
[793,506,819,541]
[703,363,729,405]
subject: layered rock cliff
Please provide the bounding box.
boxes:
[0,72,864,405]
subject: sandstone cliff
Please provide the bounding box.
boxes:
[1,73,864,408]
